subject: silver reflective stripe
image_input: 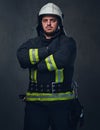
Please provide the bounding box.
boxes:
[32,49,36,62]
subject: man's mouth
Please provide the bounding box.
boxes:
[46,26,52,29]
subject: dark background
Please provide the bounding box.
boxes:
[0,0,100,130]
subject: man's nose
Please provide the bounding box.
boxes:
[47,20,51,25]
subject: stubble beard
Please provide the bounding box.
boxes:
[44,31,55,37]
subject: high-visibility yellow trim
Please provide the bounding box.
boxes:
[35,49,39,62]
[30,69,37,83]
[29,49,39,64]
[25,91,75,101]
[45,55,57,71]
[55,69,64,83]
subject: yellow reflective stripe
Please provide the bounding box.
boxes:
[35,49,39,62]
[30,69,37,83]
[55,69,64,83]
[33,70,37,83]
[29,49,39,64]
[26,91,75,101]
[45,55,57,71]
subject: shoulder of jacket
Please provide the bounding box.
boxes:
[24,37,39,45]
[33,36,41,43]
[60,34,75,42]
[59,35,76,50]
[62,35,76,44]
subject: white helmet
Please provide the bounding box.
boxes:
[39,3,63,22]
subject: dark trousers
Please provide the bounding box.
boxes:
[23,100,76,130]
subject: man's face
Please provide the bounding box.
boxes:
[41,15,58,36]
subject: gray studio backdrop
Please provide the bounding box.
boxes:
[0,0,100,130]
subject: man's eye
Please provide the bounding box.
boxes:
[42,19,47,22]
[51,19,57,22]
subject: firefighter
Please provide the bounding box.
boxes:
[17,2,83,130]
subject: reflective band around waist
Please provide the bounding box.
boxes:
[25,91,75,101]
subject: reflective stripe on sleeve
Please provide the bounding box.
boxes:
[55,69,64,83]
[29,49,39,64]
[45,55,57,71]
[26,91,75,101]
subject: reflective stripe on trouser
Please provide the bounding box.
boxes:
[25,91,75,101]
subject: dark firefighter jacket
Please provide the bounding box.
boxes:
[17,32,77,101]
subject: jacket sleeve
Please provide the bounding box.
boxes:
[52,38,77,68]
[17,39,49,69]
[37,38,77,71]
